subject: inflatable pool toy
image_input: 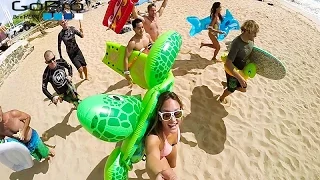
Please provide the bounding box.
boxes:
[135,0,152,6]
[249,46,286,80]
[103,0,139,34]
[102,30,182,89]
[186,9,240,41]
[0,138,34,171]
[225,46,286,80]
[221,53,256,80]
[102,42,149,89]
[78,30,182,179]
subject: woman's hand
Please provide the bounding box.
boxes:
[220,31,226,35]
[156,169,178,180]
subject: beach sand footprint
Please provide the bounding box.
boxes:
[181,85,229,155]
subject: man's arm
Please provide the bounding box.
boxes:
[58,33,63,58]
[42,70,54,101]
[10,110,31,140]
[147,33,154,44]
[0,107,4,140]
[73,26,84,38]
[0,105,2,122]
[131,6,145,22]
[158,0,168,17]
[124,41,135,71]
[59,59,73,77]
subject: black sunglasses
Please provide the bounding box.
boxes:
[45,56,55,64]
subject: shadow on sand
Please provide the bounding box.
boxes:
[41,108,82,142]
[87,142,149,180]
[172,53,214,77]
[9,159,49,180]
[181,85,229,155]
[103,79,131,94]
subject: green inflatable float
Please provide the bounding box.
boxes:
[77,30,182,179]
[221,52,257,80]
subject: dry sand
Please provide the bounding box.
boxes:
[1,0,320,179]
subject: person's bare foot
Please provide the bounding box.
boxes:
[221,81,227,88]
[79,73,84,79]
[218,96,228,104]
[47,148,55,162]
[212,57,222,62]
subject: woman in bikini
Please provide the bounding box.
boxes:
[200,2,226,61]
[145,91,183,180]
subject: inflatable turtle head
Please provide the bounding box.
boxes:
[77,94,142,142]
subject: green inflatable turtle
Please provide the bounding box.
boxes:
[77,30,182,179]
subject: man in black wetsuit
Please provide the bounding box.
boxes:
[42,50,79,107]
[58,20,88,80]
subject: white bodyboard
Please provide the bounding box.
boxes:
[0,140,34,171]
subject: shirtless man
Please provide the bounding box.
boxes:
[0,106,55,161]
[124,18,153,83]
[132,0,168,41]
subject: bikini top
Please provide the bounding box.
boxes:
[160,127,181,159]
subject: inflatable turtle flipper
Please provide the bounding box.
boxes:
[105,147,128,180]
[77,94,142,142]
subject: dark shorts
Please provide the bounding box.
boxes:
[68,49,87,70]
[226,71,242,93]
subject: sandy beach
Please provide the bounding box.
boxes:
[1,0,320,179]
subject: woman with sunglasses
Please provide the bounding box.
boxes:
[145,91,183,180]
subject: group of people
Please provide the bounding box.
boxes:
[0,1,260,180]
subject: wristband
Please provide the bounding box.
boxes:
[124,70,130,75]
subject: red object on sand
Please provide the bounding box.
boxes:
[103,0,139,34]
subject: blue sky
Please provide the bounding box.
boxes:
[0,0,45,25]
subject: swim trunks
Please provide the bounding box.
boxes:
[67,49,87,70]
[225,71,242,93]
[8,129,49,161]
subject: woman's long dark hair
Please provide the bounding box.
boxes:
[146,91,183,144]
[210,2,223,22]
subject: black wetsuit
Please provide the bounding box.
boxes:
[42,59,73,101]
[58,26,86,70]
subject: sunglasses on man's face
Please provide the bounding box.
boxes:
[45,57,55,64]
[158,110,183,121]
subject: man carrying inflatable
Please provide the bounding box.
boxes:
[42,50,80,108]
[132,0,168,41]
[0,106,55,161]
[219,20,259,103]
[123,18,154,84]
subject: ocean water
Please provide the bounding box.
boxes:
[283,0,320,21]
